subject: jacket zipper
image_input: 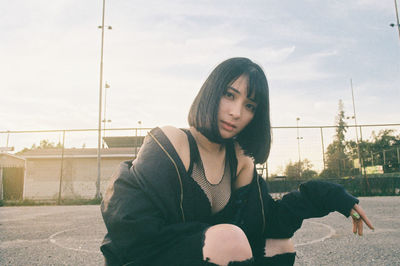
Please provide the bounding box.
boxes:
[149,132,186,222]
[256,174,266,234]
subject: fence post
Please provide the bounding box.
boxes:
[383,150,386,165]
[0,167,3,200]
[6,131,10,148]
[58,130,66,205]
[370,151,373,166]
[320,127,326,170]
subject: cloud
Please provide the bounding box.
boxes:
[268,50,338,82]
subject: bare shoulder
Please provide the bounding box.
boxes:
[234,142,255,189]
[160,126,190,171]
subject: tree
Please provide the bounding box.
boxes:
[17,139,63,154]
[284,159,317,179]
[320,100,352,178]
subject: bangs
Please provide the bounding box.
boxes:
[246,68,268,105]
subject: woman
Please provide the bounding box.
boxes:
[100,58,374,266]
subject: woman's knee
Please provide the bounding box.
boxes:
[264,238,295,257]
[203,224,252,264]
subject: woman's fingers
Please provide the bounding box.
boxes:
[353,204,374,230]
[352,219,357,234]
[350,209,362,235]
[357,219,363,236]
[350,204,374,236]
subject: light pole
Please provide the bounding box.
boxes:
[350,80,370,194]
[296,117,303,178]
[350,79,362,173]
[96,0,112,200]
[390,0,400,43]
[102,82,112,148]
[135,121,143,157]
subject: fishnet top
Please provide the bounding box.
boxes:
[183,130,231,214]
[191,154,231,214]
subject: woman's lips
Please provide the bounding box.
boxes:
[221,120,236,131]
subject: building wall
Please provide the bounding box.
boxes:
[0,154,25,168]
[24,157,129,199]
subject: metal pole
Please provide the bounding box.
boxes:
[6,131,9,148]
[350,79,369,194]
[350,79,362,172]
[397,147,400,164]
[102,83,108,148]
[96,0,106,199]
[58,130,66,205]
[394,0,400,42]
[0,167,3,201]
[320,127,326,170]
[383,150,386,165]
[371,151,374,166]
[296,117,302,178]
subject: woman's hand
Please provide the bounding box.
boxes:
[350,204,374,236]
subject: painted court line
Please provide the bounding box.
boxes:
[294,221,336,247]
[48,221,335,253]
[48,229,102,254]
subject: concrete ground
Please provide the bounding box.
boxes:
[0,196,399,265]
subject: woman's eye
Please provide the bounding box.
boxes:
[246,104,256,112]
[224,91,234,99]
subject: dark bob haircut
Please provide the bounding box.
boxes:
[188,57,271,164]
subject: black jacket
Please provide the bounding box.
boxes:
[100,127,359,265]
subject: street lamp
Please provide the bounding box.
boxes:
[349,79,362,174]
[349,80,370,194]
[391,0,400,43]
[96,0,112,200]
[296,117,303,178]
[102,82,112,148]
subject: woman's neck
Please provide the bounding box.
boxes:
[189,127,225,153]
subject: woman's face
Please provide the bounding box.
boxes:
[217,75,257,139]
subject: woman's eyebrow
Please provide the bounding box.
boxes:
[228,86,240,94]
[248,97,256,103]
[228,86,256,103]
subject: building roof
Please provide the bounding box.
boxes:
[103,136,145,148]
[0,153,25,168]
[19,147,136,159]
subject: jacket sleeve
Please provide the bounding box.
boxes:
[100,161,209,265]
[261,178,359,238]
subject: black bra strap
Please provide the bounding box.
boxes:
[180,129,198,175]
[180,129,238,182]
[226,141,238,183]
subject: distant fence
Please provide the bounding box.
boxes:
[2,123,400,177]
[267,174,400,197]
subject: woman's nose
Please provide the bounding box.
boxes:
[229,103,241,119]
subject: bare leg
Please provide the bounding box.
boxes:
[202,224,253,266]
[264,239,295,257]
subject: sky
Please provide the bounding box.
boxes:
[1,0,399,174]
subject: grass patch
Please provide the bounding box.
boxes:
[0,197,102,206]
[1,199,54,206]
[59,198,102,205]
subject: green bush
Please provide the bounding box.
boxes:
[0,197,102,206]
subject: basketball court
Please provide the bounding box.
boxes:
[0,197,399,265]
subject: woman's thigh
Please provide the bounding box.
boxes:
[264,238,295,257]
[202,224,253,265]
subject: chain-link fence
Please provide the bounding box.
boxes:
[266,123,400,178]
[267,175,400,197]
[1,123,399,200]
